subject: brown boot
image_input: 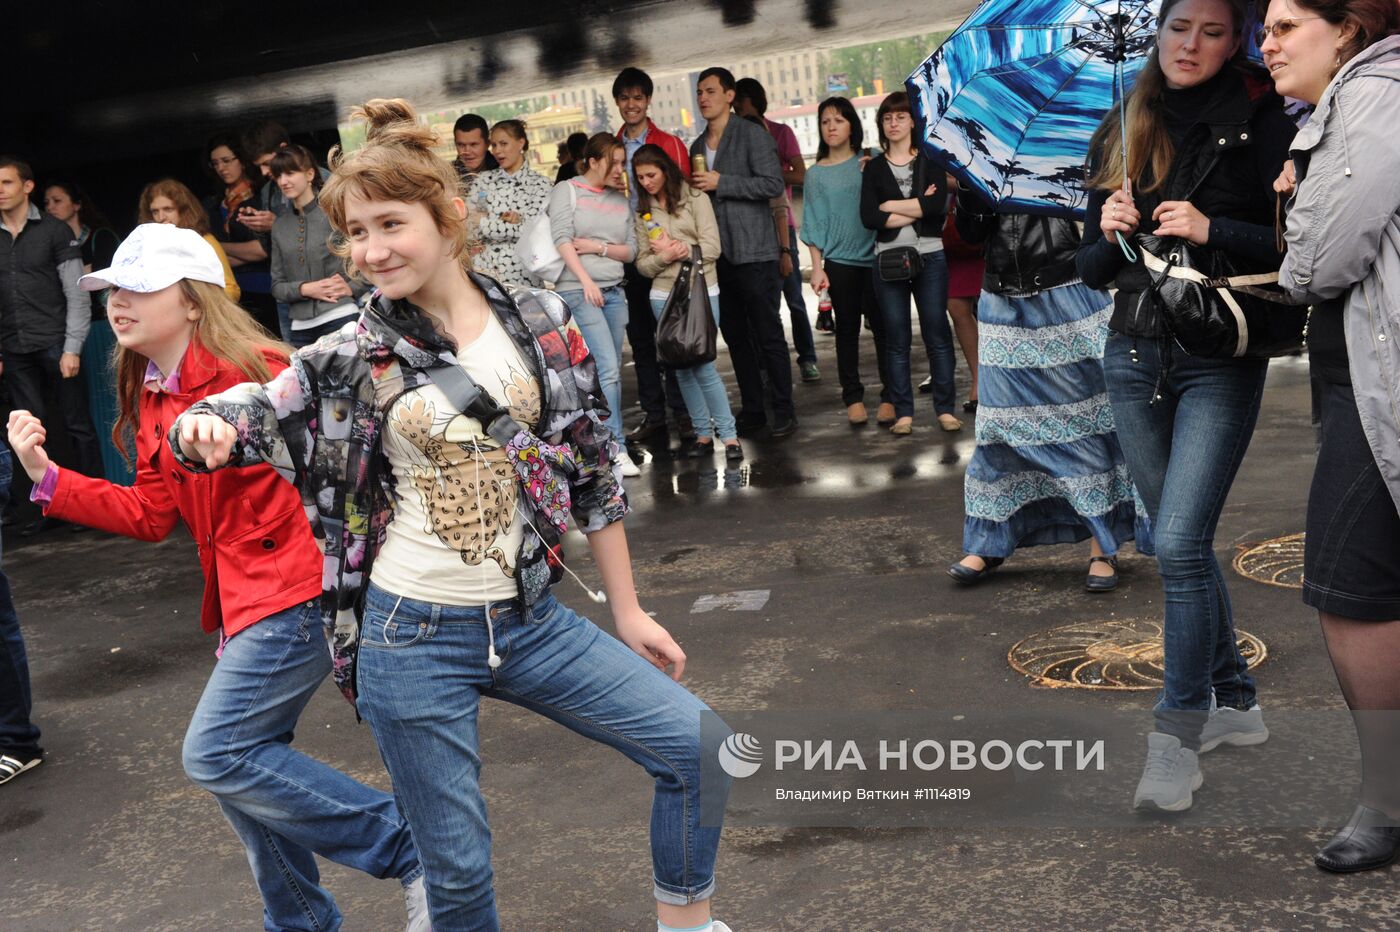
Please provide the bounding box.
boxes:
[876,402,897,426]
[847,403,869,425]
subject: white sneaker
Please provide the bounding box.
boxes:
[1199,696,1269,753]
[618,449,641,477]
[403,874,431,932]
[712,923,733,932]
[1132,732,1202,812]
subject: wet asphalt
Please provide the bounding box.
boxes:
[2,320,1391,931]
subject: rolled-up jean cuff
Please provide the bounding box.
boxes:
[654,875,716,906]
[398,863,424,887]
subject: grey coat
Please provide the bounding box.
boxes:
[1281,36,1400,512]
[269,199,368,323]
[689,115,785,264]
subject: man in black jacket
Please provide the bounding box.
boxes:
[0,157,103,509]
[690,67,797,437]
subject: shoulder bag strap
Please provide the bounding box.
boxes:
[422,361,523,447]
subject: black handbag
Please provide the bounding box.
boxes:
[656,246,718,368]
[1134,232,1309,359]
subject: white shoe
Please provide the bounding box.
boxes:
[618,449,641,477]
[712,923,733,932]
[1132,732,1202,812]
[403,874,431,932]
[1199,695,1269,753]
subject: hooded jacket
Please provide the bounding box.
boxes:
[170,273,628,703]
[1280,35,1400,512]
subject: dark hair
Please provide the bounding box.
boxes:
[566,131,589,159]
[0,156,34,184]
[1089,0,1252,192]
[815,97,863,160]
[204,132,258,185]
[633,144,686,214]
[490,119,530,150]
[268,144,324,192]
[735,77,769,115]
[697,67,737,92]
[875,91,913,152]
[44,181,112,231]
[579,132,623,173]
[452,113,490,138]
[1289,0,1400,65]
[240,119,291,160]
[612,67,654,99]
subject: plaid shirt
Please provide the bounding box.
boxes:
[171,272,628,703]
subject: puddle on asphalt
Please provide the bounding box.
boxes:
[631,439,977,498]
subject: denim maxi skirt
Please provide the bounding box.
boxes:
[962,282,1151,558]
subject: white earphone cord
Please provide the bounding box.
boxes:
[468,437,606,673]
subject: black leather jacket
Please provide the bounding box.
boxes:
[954,190,1082,294]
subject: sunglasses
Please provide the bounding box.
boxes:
[1254,15,1324,46]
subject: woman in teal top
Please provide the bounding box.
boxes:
[802,97,890,426]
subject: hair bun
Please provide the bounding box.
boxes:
[342,98,440,157]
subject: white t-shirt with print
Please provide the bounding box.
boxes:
[371,313,542,605]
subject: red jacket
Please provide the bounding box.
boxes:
[44,339,323,637]
[617,119,692,178]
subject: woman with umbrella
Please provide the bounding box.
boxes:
[1077,0,1295,813]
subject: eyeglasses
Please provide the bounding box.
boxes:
[208,156,239,169]
[1254,16,1324,46]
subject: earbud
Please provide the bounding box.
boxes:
[587,588,607,604]
[488,650,502,669]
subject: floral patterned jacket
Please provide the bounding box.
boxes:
[170,272,628,702]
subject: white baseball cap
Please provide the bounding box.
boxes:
[80,223,227,293]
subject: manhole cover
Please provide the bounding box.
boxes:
[1008,619,1267,690]
[1233,533,1305,589]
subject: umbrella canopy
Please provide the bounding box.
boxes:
[908,0,1223,218]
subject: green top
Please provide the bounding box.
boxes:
[800,156,876,266]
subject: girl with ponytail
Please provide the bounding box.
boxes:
[6,223,429,930]
[171,99,733,932]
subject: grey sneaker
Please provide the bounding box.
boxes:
[1133,732,1202,812]
[403,874,431,932]
[1199,699,1269,753]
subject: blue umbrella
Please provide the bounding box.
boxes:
[907,0,1267,219]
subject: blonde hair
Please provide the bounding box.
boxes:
[320,98,476,276]
[112,279,288,465]
[138,178,210,236]
[1088,0,1250,193]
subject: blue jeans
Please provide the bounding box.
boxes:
[182,601,422,931]
[276,301,295,344]
[0,445,41,760]
[650,294,737,441]
[1102,334,1268,748]
[560,285,628,443]
[872,251,956,418]
[356,585,726,931]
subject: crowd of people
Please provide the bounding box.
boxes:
[2,0,1400,926]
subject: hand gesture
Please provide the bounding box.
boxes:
[500,210,522,225]
[692,170,721,193]
[6,411,51,484]
[323,276,353,301]
[779,251,794,278]
[60,352,81,378]
[615,607,687,681]
[667,239,690,262]
[809,266,829,295]
[238,207,276,234]
[1273,159,1297,198]
[1099,188,1140,238]
[178,413,238,469]
[1151,200,1210,245]
[582,278,604,308]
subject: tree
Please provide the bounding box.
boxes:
[826,31,950,95]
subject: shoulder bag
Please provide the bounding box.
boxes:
[656,245,718,368]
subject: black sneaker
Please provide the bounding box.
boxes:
[769,416,799,438]
[0,752,43,786]
[735,412,767,437]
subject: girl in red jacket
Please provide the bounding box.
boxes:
[5,223,428,932]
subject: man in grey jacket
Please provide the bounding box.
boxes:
[0,157,103,498]
[690,67,798,437]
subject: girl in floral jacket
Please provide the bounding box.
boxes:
[172,99,731,932]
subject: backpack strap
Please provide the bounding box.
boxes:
[422,361,523,447]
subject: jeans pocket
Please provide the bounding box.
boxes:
[359,606,429,650]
